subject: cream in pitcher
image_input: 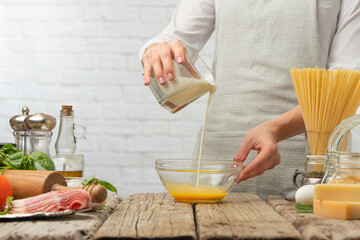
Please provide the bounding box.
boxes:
[158,76,215,108]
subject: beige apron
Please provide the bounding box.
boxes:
[194,0,323,199]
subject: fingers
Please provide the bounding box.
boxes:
[142,43,166,85]
[143,40,185,86]
[236,165,247,183]
[237,144,280,183]
[142,52,152,86]
[233,136,253,162]
[151,53,166,85]
[159,42,175,81]
[238,154,279,183]
[170,39,185,64]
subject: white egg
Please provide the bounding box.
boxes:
[295,184,315,206]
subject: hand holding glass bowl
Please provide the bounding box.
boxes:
[156,159,243,203]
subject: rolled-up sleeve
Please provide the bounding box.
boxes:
[138,0,215,62]
[327,0,360,70]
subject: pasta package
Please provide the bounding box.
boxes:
[290,68,360,155]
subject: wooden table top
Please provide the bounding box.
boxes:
[94,193,300,240]
[2,192,360,240]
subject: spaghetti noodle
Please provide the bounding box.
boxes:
[290,68,360,155]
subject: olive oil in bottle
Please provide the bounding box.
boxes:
[58,170,83,178]
[52,105,87,177]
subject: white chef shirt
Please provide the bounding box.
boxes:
[139,0,360,70]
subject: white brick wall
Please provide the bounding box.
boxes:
[0,0,215,197]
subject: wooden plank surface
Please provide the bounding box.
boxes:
[196,193,301,240]
[267,195,360,240]
[95,193,196,240]
[0,193,121,240]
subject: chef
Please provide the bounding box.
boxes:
[139,0,360,199]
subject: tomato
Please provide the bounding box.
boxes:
[0,175,12,211]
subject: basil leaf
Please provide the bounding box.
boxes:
[8,151,24,169]
[0,144,52,171]
[21,156,36,170]
[100,205,108,210]
[82,175,97,186]
[82,176,117,193]
[0,144,20,155]
[295,203,313,213]
[0,152,13,167]
[97,180,117,193]
[29,152,55,170]
[0,196,13,215]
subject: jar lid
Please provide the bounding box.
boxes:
[25,113,56,131]
[328,114,360,153]
[9,106,30,131]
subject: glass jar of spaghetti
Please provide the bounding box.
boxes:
[305,155,326,178]
[293,155,326,189]
[293,130,328,189]
[304,131,327,178]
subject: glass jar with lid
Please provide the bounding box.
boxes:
[323,115,360,184]
[9,107,31,155]
[25,112,56,157]
[9,107,57,157]
[293,133,327,189]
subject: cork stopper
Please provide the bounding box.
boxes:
[62,105,73,116]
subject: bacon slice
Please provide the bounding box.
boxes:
[11,190,91,214]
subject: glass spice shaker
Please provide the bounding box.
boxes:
[25,112,56,157]
[9,107,31,155]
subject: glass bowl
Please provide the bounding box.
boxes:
[155,159,243,203]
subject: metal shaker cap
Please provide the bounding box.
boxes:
[25,113,56,131]
[9,106,30,131]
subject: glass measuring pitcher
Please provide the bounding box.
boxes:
[293,132,327,189]
[149,47,216,114]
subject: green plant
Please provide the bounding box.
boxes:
[0,144,54,172]
[82,175,117,193]
[295,203,313,213]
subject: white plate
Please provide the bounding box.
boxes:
[0,207,92,220]
[0,209,75,220]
